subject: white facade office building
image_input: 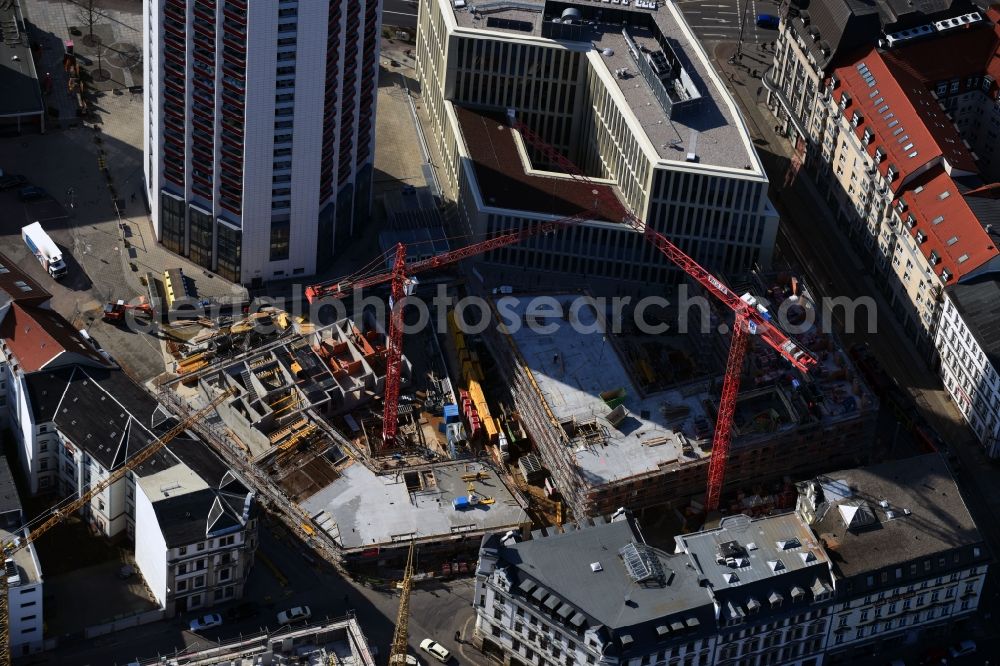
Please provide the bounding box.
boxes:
[416,0,778,293]
[144,0,382,285]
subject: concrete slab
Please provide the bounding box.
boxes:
[302,461,529,550]
[501,294,714,487]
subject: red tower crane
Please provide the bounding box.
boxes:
[507,111,817,511]
[305,212,591,449]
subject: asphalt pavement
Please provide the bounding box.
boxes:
[39,513,482,666]
[677,0,780,45]
[384,0,419,29]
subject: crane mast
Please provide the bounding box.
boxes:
[389,542,416,666]
[0,389,233,666]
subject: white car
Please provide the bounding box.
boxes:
[419,639,450,663]
[188,613,223,632]
[276,605,312,625]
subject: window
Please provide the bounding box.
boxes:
[270,219,290,261]
[198,542,206,552]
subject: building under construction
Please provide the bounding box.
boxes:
[198,317,413,462]
[172,314,530,571]
[481,280,878,520]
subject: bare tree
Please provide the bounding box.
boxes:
[77,0,99,46]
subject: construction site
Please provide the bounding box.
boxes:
[477,274,879,522]
[164,309,530,572]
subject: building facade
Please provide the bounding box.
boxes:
[143,0,382,285]
[0,456,44,657]
[766,3,1000,452]
[416,0,778,294]
[0,254,257,618]
[474,455,986,666]
[936,276,1000,456]
[135,466,257,615]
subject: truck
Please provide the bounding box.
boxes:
[22,222,67,279]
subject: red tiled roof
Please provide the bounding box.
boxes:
[0,303,110,373]
[833,50,978,186]
[895,167,999,282]
[880,21,997,87]
[453,106,624,223]
[986,6,1000,90]
[0,253,50,305]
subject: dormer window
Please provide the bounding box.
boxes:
[896,198,907,213]
[874,148,886,163]
[769,592,783,609]
[941,269,953,281]
[840,92,851,110]
[886,165,898,181]
[915,230,927,243]
[929,250,941,265]
[851,111,863,127]
[906,214,917,229]
[863,127,875,145]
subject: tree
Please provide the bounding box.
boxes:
[78,0,99,47]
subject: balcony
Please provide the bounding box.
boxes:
[164,3,185,23]
[223,4,247,24]
[193,5,215,24]
[193,19,216,38]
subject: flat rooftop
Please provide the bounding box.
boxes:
[132,616,375,666]
[303,461,529,550]
[808,454,983,578]
[454,105,624,221]
[448,0,758,168]
[0,1,43,119]
[500,294,713,486]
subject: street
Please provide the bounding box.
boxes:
[384,0,419,29]
[39,514,482,666]
[677,0,780,45]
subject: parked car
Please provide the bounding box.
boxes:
[188,613,223,632]
[0,174,27,190]
[276,605,312,625]
[756,13,780,29]
[225,601,260,620]
[949,640,977,657]
[18,186,47,202]
[419,639,450,663]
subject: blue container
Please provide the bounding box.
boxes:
[453,496,470,510]
[443,404,460,423]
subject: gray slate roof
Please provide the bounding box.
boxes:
[675,513,833,620]
[945,275,1000,371]
[0,456,22,519]
[806,454,982,578]
[482,516,715,654]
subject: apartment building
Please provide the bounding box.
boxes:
[797,454,988,661]
[143,0,381,286]
[765,0,980,154]
[936,274,1000,456]
[473,455,986,666]
[474,512,719,666]
[136,451,257,615]
[0,456,44,657]
[416,0,778,293]
[0,254,257,617]
[767,2,1000,452]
